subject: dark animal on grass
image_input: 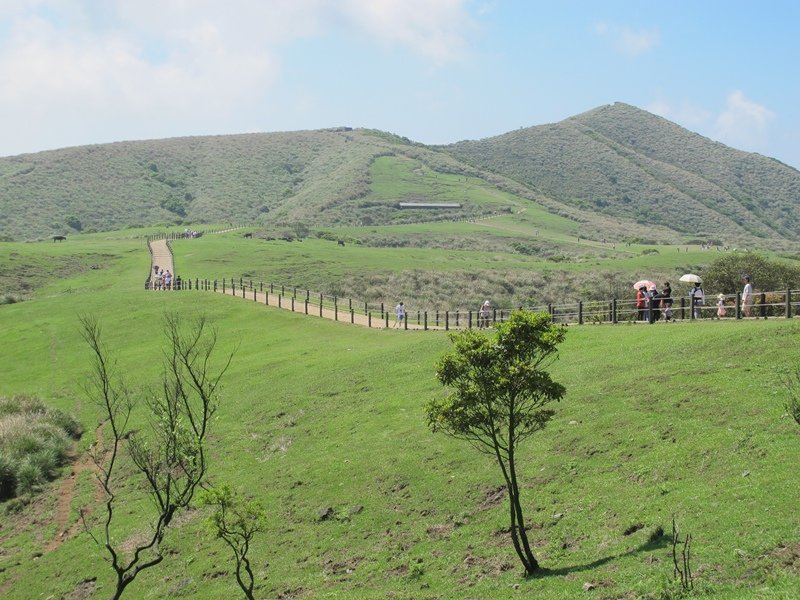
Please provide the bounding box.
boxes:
[337,239,345,247]
[53,235,66,242]
[243,232,253,239]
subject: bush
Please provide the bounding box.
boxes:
[0,452,16,500]
[0,396,82,501]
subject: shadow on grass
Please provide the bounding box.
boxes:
[527,532,673,579]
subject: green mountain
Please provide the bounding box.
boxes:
[446,102,800,241]
[1,103,799,243]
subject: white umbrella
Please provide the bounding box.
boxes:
[679,273,702,284]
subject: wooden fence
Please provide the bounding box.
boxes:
[147,275,800,330]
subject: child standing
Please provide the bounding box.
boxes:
[716,294,726,318]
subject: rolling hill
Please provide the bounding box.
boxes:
[1,103,798,244]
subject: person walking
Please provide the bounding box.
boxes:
[394,302,406,328]
[479,300,492,329]
[742,275,754,317]
[717,294,727,318]
[690,282,705,319]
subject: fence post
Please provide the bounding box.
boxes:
[364,301,368,315]
[368,312,372,328]
[319,300,323,318]
[335,303,338,321]
[424,312,428,331]
[435,310,439,327]
[760,292,767,319]
[253,288,257,301]
[214,280,217,292]
[578,301,583,325]
[445,311,449,331]
[680,297,686,320]
[292,297,295,312]
[265,291,269,305]
[612,299,617,324]
[278,294,282,308]
[786,290,792,319]
[350,309,354,324]
[242,285,246,298]
[385,312,389,328]
[240,277,243,288]
[405,311,408,330]
[455,311,460,327]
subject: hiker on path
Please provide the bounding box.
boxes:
[394,302,406,328]
[479,300,492,329]
[742,275,754,317]
[690,282,705,319]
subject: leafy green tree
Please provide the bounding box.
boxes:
[425,310,566,575]
[198,484,268,600]
[79,314,234,600]
[701,253,800,295]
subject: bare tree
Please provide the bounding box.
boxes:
[80,314,234,600]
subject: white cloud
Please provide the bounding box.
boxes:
[0,0,478,154]
[594,21,660,57]
[341,0,476,66]
[715,90,775,149]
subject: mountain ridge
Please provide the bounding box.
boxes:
[1,102,798,243]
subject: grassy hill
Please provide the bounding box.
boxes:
[446,103,800,242]
[2,104,799,248]
[0,232,799,599]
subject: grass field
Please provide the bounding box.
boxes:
[0,231,799,599]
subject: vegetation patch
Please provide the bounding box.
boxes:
[0,395,82,501]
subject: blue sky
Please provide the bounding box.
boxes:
[1,1,798,169]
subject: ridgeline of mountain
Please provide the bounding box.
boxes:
[446,102,800,241]
[1,102,798,242]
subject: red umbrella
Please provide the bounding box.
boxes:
[633,279,656,290]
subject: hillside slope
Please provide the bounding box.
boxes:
[445,102,800,241]
[2,103,799,244]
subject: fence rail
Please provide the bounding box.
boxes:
[145,275,800,330]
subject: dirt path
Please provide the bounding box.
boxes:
[215,285,453,330]
[149,238,174,276]
[44,422,105,553]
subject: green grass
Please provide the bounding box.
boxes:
[0,232,799,598]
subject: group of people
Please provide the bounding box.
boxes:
[636,275,755,322]
[636,282,675,323]
[152,265,180,291]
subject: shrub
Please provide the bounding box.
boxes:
[0,396,82,501]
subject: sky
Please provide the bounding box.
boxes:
[1,1,799,169]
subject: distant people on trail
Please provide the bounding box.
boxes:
[394,302,405,328]
[717,294,727,318]
[636,286,647,321]
[690,282,705,319]
[164,270,172,290]
[479,300,492,329]
[742,275,754,317]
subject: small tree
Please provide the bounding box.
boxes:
[198,484,268,600]
[80,313,234,600]
[425,310,566,575]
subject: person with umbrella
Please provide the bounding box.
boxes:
[661,282,673,321]
[690,282,705,319]
[636,286,648,321]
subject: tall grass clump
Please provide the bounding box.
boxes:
[0,395,83,500]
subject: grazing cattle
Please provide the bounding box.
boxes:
[337,239,345,247]
[243,232,253,239]
[53,235,66,242]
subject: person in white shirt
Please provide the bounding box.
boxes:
[394,302,405,328]
[742,275,754,317]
